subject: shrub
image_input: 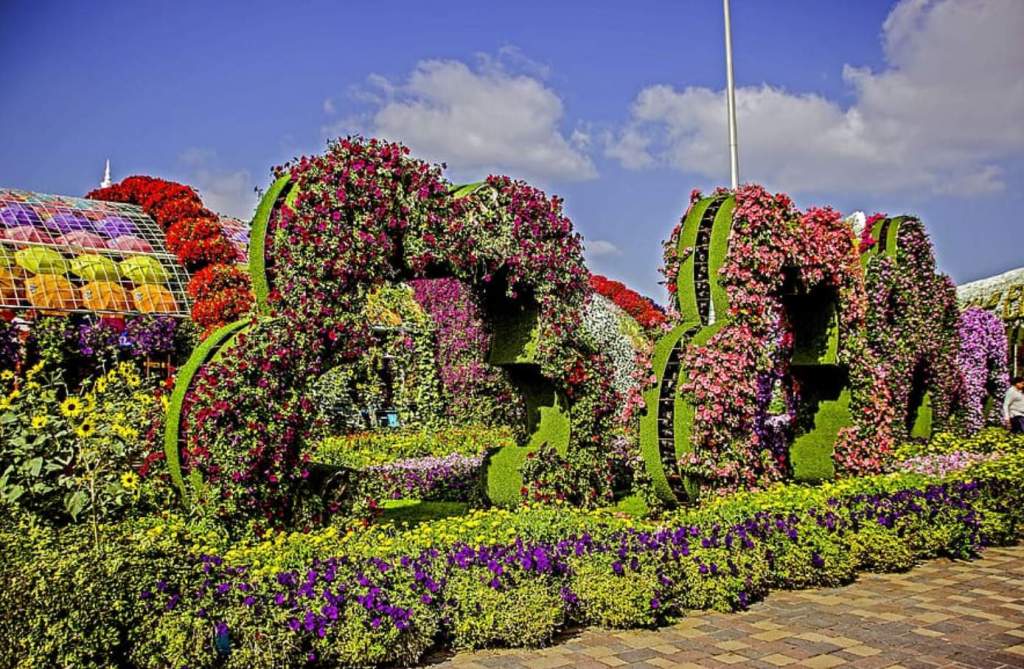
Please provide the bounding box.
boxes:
[848,526,915,572]
[444,568,563,649]
[2,443,1022,668]
[568,552,663,628]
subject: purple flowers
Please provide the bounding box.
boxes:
[364,453,484,501]
[139,480,988,662]
[957,307,1009,433]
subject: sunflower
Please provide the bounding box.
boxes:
[0,370,13,381]
[75,420,96,439]
[60,397,84,418]
[120,471,140,491]
[31,415,48,430]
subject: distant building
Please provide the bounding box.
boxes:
[958,267,1024,374]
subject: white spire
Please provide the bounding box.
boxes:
[100,159,112,188]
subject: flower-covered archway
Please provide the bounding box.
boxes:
[640,188,962,504]
[164,138,620,521]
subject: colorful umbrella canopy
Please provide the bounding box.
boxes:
[3,225,53,244]
[0,266,25,305]
[43,212,92,235]
[56,230,108,251]
[107,235,154,253]
[81,281,132,311]
[120,255,169,284]
[95,215,136,238]
[131,284,177,313]
[25,274,79,310]
[0,203,41,228]
[71,254,121,281]
[15,247,69,275]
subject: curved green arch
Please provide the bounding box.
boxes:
[642,192,853,502]
[249,175,292,311]
[163,318,250,499]
[640,195,734,505]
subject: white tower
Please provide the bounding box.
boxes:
[100,160,112,188]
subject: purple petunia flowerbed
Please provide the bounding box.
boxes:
[137,477,998,666]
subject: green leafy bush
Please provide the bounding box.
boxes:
[3,441,1024,669]
[0,362,159,527]
[894,427,1024,460]
[315,425,514,469]
[444,568,563,649]
[569,553,663,628]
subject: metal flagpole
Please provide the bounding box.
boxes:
[723,0,739,189]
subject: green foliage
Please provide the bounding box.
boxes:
[444,569,563,649]
[0,363,158,528]
[789,375,848,482]
[639,324,692,504]
[848,526,915,572]
[249,175,291,310]
[315,425,513,469]
[5,440,1024,669]
[164,319,248,499]
[569,553,662,628]
[894,427,1024,460]
[489,370,572,506]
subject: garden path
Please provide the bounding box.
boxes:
[425,544,1024,669]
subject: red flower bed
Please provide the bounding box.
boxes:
[589,274,667,330]
[87,176,251,335]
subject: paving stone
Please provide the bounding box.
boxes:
[427,545,1024,669]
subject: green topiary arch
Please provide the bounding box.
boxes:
[164,138,619,521]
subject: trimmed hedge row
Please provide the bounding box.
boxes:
[2,452,1022,668]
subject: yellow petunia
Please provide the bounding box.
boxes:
[60,397,84,418]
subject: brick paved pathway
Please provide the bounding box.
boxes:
[426,544,1024,669]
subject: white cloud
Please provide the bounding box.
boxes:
[327,54,597,183]
[608,0,1024,196]
[586,240,622,257]
[178,148,258,220]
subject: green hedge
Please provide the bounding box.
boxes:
[3,443,1023,668]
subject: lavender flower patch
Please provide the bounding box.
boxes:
[363,453,485,501]
[895,450,1001,477]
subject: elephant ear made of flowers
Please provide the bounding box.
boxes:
[640,186,883,505]
[164,137,618,523]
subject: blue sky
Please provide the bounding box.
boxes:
[1,0,1021,302]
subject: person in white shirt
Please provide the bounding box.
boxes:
[1003,376,1024,434]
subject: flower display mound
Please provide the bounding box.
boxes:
[642,186,882,503]
[86,176,251,334]
[860,215,961,445]
[172,137,621,523]
[5,443,1023,668]
[956,307,1009,433]
[588,274,668,332]
[642,189,967,505]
